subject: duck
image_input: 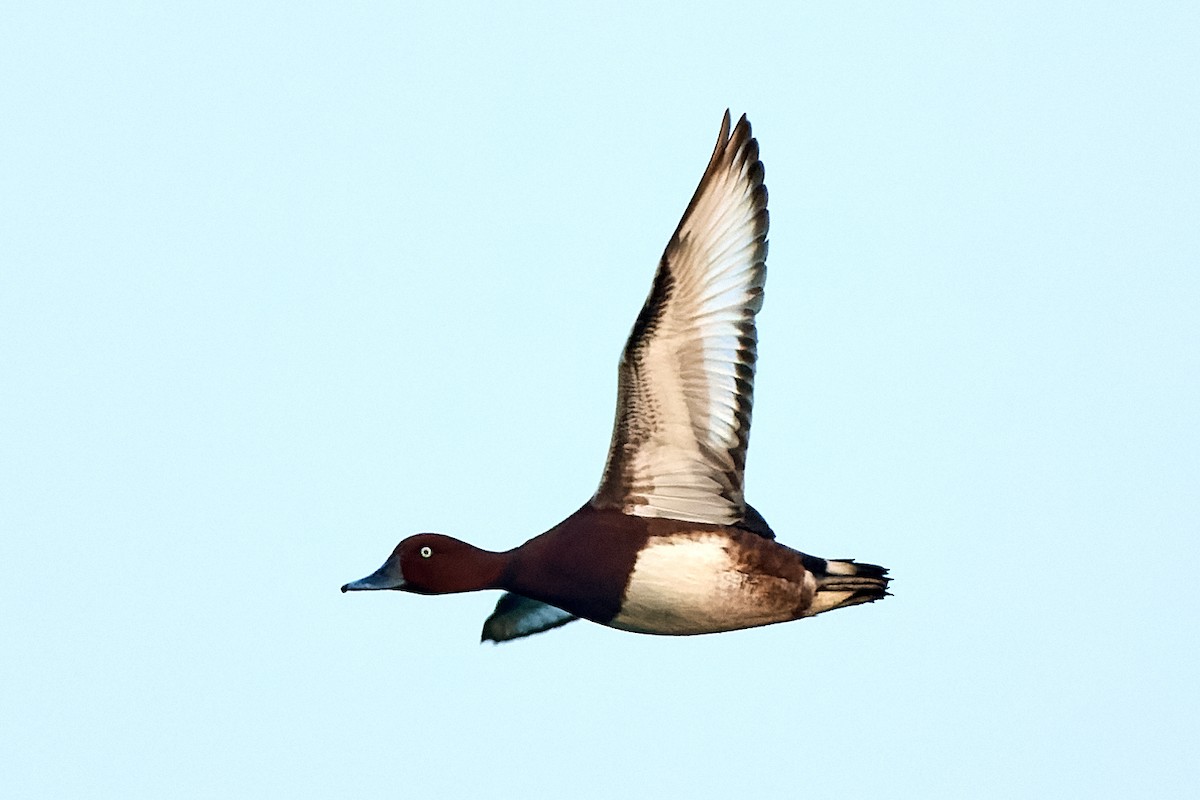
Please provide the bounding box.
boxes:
[342,111,890,643]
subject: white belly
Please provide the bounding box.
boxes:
[609,533,811,635]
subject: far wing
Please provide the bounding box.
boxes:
[481,593,578,643]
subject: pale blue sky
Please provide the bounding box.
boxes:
[3,3,1198,798]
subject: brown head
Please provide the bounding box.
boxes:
[340,534,506,596]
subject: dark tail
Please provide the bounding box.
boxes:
[808,557,891,616]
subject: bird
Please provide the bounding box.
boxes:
[342,111,890,643]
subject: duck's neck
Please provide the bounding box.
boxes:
[473,547,510,592]
[437,544,510,594]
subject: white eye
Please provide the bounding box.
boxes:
[420,546,432,558]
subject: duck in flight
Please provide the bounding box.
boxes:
[342,112,890,643]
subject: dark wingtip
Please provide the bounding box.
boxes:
[340,583,350,593]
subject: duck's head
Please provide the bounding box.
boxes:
[341,534,503,595]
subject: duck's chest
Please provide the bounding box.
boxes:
[608,532,815,635]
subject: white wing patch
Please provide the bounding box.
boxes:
[592,112,768,525]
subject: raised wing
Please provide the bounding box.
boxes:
[591,112,768,525]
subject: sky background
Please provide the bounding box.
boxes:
[3,2,1198,798]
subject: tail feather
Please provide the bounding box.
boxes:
[808,558,891,616]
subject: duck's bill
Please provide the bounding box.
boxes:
[340,564,406,593]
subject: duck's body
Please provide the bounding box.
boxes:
[487,505,885,641]
[343,112,890,643]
